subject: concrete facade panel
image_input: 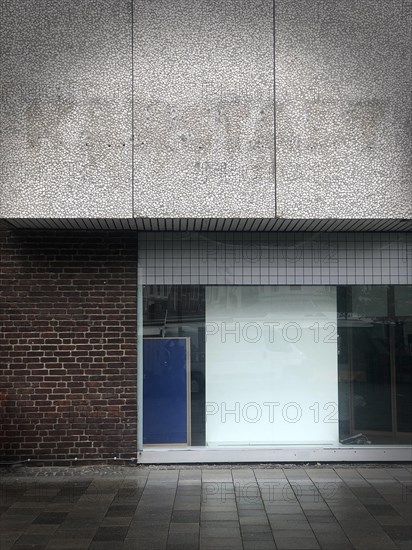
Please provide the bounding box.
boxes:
[0,0,132,217]
[133,0,275,218]
[1,0,411,221]
[276,0,412,219]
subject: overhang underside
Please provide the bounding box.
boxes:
[1,218,412,232]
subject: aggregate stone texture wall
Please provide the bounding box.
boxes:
[276,0,412,219]
[2,0,411,221]
[133,0,275,218]
[0,229,137,461]
[0,0,132,218]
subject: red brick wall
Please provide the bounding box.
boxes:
[0,228,137,463]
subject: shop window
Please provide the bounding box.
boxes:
[142,285,412,447]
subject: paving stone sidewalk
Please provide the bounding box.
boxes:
[0,465,411,550]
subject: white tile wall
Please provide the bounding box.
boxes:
[138,232,412,285]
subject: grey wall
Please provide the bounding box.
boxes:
[276,0,412,218]
[133,0,274,218]
[0,0,132,217]
[0,0,411,220]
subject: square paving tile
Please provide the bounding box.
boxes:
[171,510,200,523]
[88,544,123,550]
[12,533,51,547]
[92,526,129,542]
[45,539,92,549]
[382,525,412,541]
[364,504,399,517]
[0,465,410,550]
[11,545,47,550]
[33,513,68,525]
[105,504,136,517]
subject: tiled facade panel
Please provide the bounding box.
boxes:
[276,0,412,218]
[0,0,132,218]
[133,0,275,218]
[138,232,412,285]
[0,229,137,462]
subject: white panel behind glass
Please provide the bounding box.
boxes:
[205,286,339,445]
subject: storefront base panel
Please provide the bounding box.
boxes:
[138,446,412,464]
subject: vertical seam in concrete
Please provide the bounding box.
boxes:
[131,0,135,219]
[273,0,277,219]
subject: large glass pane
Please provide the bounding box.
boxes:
[143,286,206,445]
[351,286,388,317]
[338,286,392,443]
[205,286,339,445]
[337,287,351,440]
[338,285,412,445]
[395,286,412,439]
[351,323,392,432]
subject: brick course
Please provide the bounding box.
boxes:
[0,228,137,462]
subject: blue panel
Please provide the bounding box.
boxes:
[143,338,189,444]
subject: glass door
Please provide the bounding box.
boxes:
[338,285,412,445]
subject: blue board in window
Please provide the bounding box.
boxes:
[143,337,190,445]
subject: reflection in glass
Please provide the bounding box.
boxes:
[394,285,412,438]
[351,324,391,432]
[395,320,412,435]
[338,285,412,445]
[143,286,206,445]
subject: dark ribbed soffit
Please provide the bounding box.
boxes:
[1,218,412,232]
